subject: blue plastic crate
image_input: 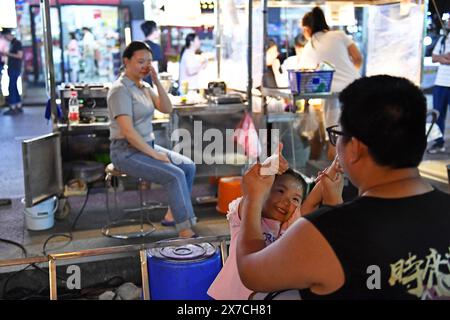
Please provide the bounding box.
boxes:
[288,69,334,94]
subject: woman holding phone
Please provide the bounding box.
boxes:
[107,41,198,238]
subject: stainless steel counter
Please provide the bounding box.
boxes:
[261,87,338,101]
[172,102,248,115]
[170,102,249,177]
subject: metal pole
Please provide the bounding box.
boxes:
[139,249,151,300]
[262,0,271,155]
[56,0,65,83]
[49,258,58,300]
[216,0,221,79]
[419,0,429,86]
[247,0,253,112]
[40,0,58,131]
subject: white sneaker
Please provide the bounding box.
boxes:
[427,144,446,154]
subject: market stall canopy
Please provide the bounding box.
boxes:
[144,0,216,26]
[270,0,420,4]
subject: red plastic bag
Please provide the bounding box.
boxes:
[233,112,261,159]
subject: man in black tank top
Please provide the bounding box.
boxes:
[236,75,450,300]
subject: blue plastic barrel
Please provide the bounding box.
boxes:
[147,241,222,300]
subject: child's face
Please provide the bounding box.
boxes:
[262,175,303,223]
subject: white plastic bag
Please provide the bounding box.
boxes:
[296,106,319,140]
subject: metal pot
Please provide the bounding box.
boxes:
[70,161,104,184]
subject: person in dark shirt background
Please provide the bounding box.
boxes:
[0,28,23,115]
[141,20,164,86]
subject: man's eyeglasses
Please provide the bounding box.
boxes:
[326,125,348,146]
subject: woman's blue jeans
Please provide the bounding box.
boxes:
[110,139,197,232]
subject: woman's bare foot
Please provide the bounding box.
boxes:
[178,228,196,238]
[164,208,174,222]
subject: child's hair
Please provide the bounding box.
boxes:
[275,168,308,202]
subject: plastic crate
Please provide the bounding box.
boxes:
[288,69,334,94]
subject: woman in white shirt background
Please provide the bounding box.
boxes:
[67,31,81,83]
[301,7,363,159]
[178,33,208,92]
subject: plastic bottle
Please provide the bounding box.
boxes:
[68,91,80,125]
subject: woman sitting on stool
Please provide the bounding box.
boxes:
[108,41,197,238]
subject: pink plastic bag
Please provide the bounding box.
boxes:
[233,112,261,159]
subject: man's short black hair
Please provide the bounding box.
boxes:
[1,28,13,35]
[141,21,157,37]
[339,75,427,169]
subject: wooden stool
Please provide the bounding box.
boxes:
[216,177,242,214]
[103,163,165,239]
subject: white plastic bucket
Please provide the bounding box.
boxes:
[22,196,58,231]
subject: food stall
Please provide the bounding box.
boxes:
[21,0,259,212]
[25,0,429,207]
[256,0,428,168]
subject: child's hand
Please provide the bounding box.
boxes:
[260,143,289,176]
[243,163,275,201]
[319,172,344,206]
[316,155,343,183]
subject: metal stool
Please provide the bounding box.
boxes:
[102,163,165,239]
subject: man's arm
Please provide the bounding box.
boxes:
[237,211,345,294]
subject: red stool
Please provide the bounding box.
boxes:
[216,177,243,214]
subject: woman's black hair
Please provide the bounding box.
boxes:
[180,33,198,59]
[267,38,277,50]
[119,41,153,75]
[69,32,77,40]
[276,168,308,201]
[302,7,330,48]
[122,41,153,60]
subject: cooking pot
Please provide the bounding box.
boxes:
[70,161,104,184]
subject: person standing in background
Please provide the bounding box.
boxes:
[428,20,450,154]
[276,34,307,87]
[0,31,9,106]
[301,7,362,159]
[67,32,81,83]
[282,34,307,73]
[141,20,164,76]
[178,33,208,92]
[263,39,282,88]
[82,27,97,80]
[0,29,23,115]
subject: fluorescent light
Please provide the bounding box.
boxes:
[423,36,432,46]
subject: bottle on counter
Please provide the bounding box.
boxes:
[68,91,80,125]
[181,80,189,96]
